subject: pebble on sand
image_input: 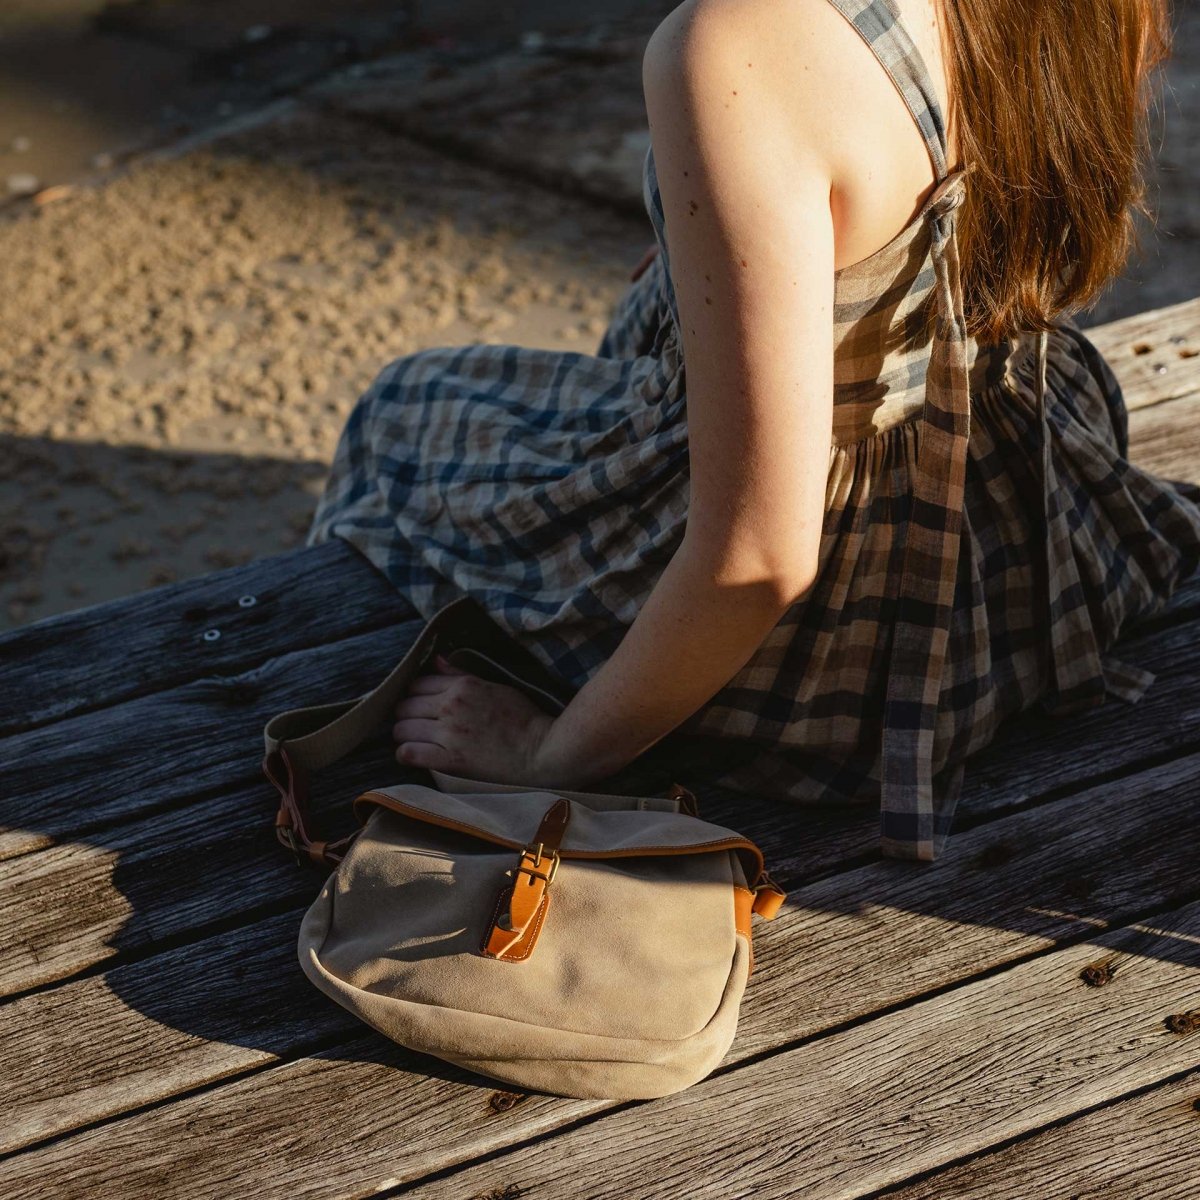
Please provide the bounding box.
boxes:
[7,173,40,196]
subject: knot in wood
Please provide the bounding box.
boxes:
[487,1090,528,1115]
[1079,961,1115,988]
[472,1185,525,1200]
[1165,1010,1200,1035]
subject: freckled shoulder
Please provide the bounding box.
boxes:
[642,0,882,178]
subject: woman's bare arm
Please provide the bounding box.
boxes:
[534,0,838,786]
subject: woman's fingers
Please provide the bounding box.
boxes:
[405,673,455,695]
[396,740,452,770]
[393,717,447,746]
[394,692,443,720]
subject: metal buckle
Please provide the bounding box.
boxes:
[513,841,560,886]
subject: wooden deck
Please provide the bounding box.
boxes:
[3,298,1199,1199]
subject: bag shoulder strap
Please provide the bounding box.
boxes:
[261,595,696,866]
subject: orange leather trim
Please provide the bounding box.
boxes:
[482,798,570,962]
[733,885,755,977]
[506,847,553,933]
[482,882,550,960]
[752,887,785,919]
[734,885,754,938]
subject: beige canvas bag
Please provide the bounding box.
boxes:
[263,594,786,1100]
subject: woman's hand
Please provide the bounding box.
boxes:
[393,654,562,786]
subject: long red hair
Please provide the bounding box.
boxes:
[941,0,1175,341]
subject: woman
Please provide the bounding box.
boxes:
[309,0,1200,861]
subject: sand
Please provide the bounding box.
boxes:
[1,1,1196,631]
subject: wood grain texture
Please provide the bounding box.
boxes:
[8,894,1198,1199]
[0,617,425,860]
[0,781,321,997]
[726,748,1200,1059]
[397,898,1200,1200]
[1084,296,1200,412]
[3,574,1199,1007]
[0,911,355,1159]
[2,300,1198,1198]
[882,1071,1200,1199]
[5,599,1199,1000]
[5,751,1197,1176]
[0,540,409,737]
[1128,389,1200,484]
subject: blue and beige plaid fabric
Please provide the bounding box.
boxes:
[310,0,1200,860]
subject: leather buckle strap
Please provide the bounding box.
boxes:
[507,842,560,895]
[483,798,570,960]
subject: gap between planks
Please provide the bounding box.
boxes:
[0,615,428,861]
[4,587,1199,1002]
[3,748,1198,1192]
[0,539,410,738]
[394,896,1200,1200]
[868,1067,1200,1200]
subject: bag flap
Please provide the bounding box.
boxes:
[353,782,768,878]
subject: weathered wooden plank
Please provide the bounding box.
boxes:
[5,749,1197,1175]
[396,898,1200,1200]
[8,893,1199,1199]
[946,609,1200,815]
[4,587,1200,999]
[0,912,362,1160]
[1085,295,1200,412]
[707,748,1200,1060]
[0,617,424,860]
[0,735,400,997]
[884,1070,1200,1199]
[0,540,409,738]
[1127,388,1200,485]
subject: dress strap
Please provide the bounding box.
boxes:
[877,164,974,861]
[826,1,1156,861]
[822,0,952,180]
[877,180,1157,862]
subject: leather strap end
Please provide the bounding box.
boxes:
[751,871,787,919]
[481,797,570,962]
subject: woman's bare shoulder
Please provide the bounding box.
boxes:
[644,0,950,272]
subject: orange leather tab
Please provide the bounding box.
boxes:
[751,870,786,919]
[752,889,784,919]
[665,782,700,817]
[533,798,571,847]
[482,797,570,962]
[482,883,550,960]
[506,847,555,931]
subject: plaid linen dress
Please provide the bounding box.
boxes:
[309,0,1200,861]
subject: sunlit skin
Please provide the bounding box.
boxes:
[394,0,958,785]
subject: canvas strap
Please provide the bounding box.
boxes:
[261,594,697,867]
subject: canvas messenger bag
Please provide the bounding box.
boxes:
[262,593,787,1100]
